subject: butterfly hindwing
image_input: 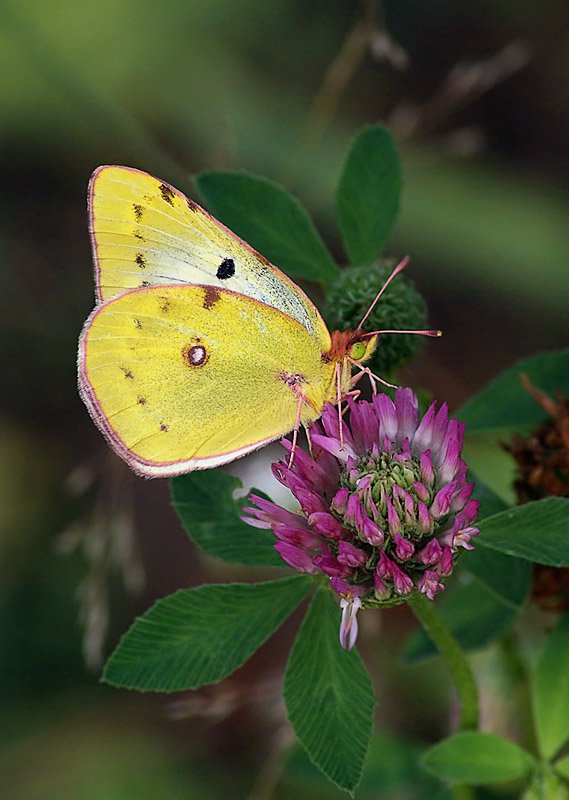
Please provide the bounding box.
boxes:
[78,284,336,477]
[90,166,330,345]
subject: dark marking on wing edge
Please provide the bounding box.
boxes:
[135,253,146,269]
[159,183,175,206]
[141,280,150,287]
[187,198,199,212]
[217,257,235,280]
[160,422,169,432]
[133,203,143,221]
[120,367,134,380]
[258,253,271,266]
[203,287,220,310]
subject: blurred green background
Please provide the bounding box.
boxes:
[1,0,568,797]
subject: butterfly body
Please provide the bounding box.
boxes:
[79,166,379,477]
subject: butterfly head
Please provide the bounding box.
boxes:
[326,329,379,366]
[325,256,440,374]
[347,333,379,365]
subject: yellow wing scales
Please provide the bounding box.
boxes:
[90,166,329,348]
[79,285,337,477]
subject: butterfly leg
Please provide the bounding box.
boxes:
[343,388,361,403]
[279,372,316,468]
[303,422,314,457]
[357,366,378,395]
[335,362,345,450]
[347,357,397,394]
[288,393,305,468]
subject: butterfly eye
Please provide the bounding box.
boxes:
[350,341,367,361]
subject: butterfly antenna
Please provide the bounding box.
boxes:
[356,256,410,331]
[359,328,443,338]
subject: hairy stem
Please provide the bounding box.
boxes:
[407,593,479,731]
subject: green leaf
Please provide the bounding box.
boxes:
[357,734,450,799]
[196,170,339,287]
[285,733,450,799]
[470,476,509,520]
[523,771,569,800]
[284,587,375,794]
[422,732,535,784]
[554,755,569,781]
[458,349,569,434]
[460,351,569,499]
[461,546,532,611]
[533,612,569,760]
[170,471,282,567]
[404,580,519,663]
[336,125,402,266]
[476,498,569,566]
[462,477,532,610]
[103,576,312,692]
[463,433,518,506]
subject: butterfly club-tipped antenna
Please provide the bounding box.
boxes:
[341,255,442,412]
[356,255,410,332]
[355,256,442,343]
[290,257,443,468]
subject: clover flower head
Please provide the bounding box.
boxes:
[242,389,479,649]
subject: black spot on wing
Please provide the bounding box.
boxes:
[160,422,169,432]
[216,257,235,280]
[133,318,142,328]
[133,203,143,221]
[120,367,134,380]
[135,253,146,269]
[137,396,146,405]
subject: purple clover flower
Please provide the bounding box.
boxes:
[242,389,479,650]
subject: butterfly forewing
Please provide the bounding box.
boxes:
[90,166,329,345]
[79,284,336,477]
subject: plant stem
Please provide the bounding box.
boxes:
[499,631,538,757]
[407,593,479,731]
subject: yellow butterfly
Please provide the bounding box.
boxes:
[78,166,439,477]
